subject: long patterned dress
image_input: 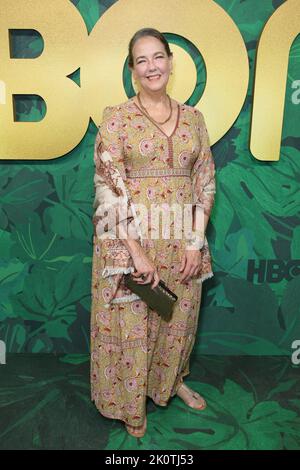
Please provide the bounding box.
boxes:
[90,97,216,426]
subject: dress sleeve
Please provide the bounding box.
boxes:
[185,109,216,250]
[93,105,142,279]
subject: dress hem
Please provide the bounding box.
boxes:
[91,371,191,426]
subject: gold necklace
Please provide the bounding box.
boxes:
[137,91,173,125]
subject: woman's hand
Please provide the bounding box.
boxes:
[131,245,160,289]
[179,249,202,283]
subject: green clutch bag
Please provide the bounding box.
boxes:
[123,273,178,322]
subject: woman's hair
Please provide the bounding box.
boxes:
[128,27,173,69]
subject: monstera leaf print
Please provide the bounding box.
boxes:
[105,379,300,450]
[0,354,111,450]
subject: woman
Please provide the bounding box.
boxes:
[90,27,216,438]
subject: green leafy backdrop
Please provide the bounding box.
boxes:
[0,0,299,354]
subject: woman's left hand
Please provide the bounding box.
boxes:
[179,249,202,283]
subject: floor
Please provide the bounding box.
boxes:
[0,353,299,450]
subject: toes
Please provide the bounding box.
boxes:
[192,393,206,408]
[177,384,207,410]
[127,418,147,435]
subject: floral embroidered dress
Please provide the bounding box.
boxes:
[90,97,216,426]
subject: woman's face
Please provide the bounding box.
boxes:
[130,36,172,94]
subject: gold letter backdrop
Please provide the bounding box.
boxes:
[1,0,299,160]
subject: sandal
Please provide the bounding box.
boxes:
[177,383,207,410]
[125,416,147,438]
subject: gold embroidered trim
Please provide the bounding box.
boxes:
[126,168,191,178]
[96,325,197,349]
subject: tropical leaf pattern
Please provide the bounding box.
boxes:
[0,0,299,353]
[0,354,299,449]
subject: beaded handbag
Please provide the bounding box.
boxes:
[123,273,178,322]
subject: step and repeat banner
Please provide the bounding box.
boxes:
[0,0,299,356]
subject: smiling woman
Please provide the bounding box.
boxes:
[90,27,216,438]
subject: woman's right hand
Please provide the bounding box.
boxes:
[131,245,160,289]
